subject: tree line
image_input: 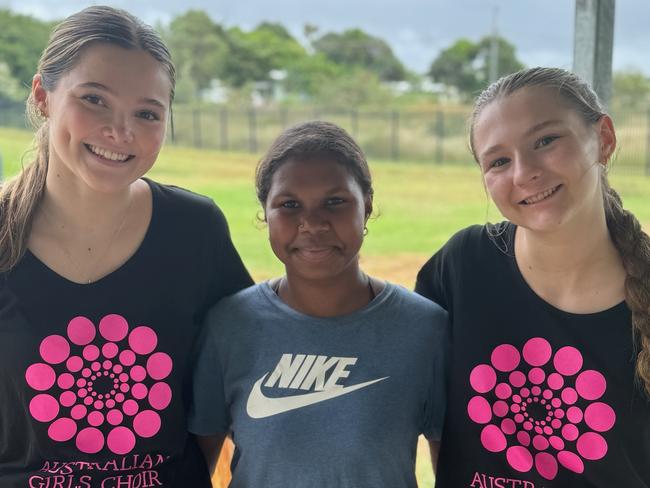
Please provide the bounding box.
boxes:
[1,8,649,110]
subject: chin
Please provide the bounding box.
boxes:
[80,174,139,195]
[516,216,569,234]
[81,166,149,194]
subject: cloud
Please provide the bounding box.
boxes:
[7,0,650,75]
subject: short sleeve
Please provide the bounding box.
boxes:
[415,226,480,314]
[187,312,230,436]
[421,307,450,441]
[199,202,253,318]
[415,248,449,311]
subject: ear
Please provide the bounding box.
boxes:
[364,196,373,222]
[31,74,49,117]
[596,114,616,166]
[257,208,268,224]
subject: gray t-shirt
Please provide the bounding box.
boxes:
[189,281,448,488]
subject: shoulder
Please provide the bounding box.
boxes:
[426,222,511,266]
[204,284,266,329]
[386,283,448,324]
[415,223,513,306]
[147,178,226,226]
[442,223,495,253]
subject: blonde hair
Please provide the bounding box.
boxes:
[470,67,650,396]
[0,6,175,272]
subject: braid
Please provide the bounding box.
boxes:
[603,181,650,395]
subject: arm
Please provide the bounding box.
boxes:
[428,439,440,475]
[196,433,226,477]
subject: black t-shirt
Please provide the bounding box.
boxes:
[416,223,649,488]
[0,179,253,487]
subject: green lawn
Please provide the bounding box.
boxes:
[2,127,649,286]
[3,127,650,487]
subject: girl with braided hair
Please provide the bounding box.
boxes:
[416,67,650,487]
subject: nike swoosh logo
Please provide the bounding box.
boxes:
[246,373,389,419]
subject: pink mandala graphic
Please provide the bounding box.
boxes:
[25,314,173,455]
[467,337,615,480]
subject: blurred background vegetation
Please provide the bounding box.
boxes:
[1,8,649,173]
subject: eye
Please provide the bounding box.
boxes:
[280,200,300,209]
[136,110,160,121]
[326,197,344,206]
[81,94,105,106]
[534,135,559,149]
[485,157,510,170]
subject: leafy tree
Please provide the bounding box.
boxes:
[476,36,525,84]
[303,23,319,49]
[311,68,392,108]
[612,70,650,110]
[0,9,54,87]
[165,10,229,96]
[221,23,308,87]
[313,29,407,81]
[428,38,481,98]
[255,22,294,40]
[429,36,524,99]
[0,62,27,102]
[284,53,343,97]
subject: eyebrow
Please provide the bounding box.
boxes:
[478,119,563,161]
[272,186,352,197]
[77,82,166,109]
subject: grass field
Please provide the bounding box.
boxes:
[2,127,650,487]
[2,127,649,286]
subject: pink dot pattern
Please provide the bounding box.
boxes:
[25,314,173,455]
[467,337,615,480]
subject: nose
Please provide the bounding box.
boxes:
[102,114,134,144]
[299,209,330,233]
[512,152,542,186]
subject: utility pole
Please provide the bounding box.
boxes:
[489,4,500,83]
[573,0,615,107]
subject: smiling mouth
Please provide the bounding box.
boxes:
[519,185,562,205]
[84,143,134,162]
[295,247,337,261]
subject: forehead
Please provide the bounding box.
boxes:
[58,44,172,105]
[270,157,360,192]
[473,86,584,152]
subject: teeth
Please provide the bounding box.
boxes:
[523,186,558,205]
[87,144,130,162]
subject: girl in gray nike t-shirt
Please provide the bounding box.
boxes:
[188,121,449,488]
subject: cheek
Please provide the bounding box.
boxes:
[483,174,503,202]
[139,126,166,157]
[337,209,366,241]
[266,215,293,248]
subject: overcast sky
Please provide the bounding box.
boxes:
[4,0,649,75]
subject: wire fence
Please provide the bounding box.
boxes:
[2,101,650,174]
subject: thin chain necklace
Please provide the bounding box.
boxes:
[42,195,133,284]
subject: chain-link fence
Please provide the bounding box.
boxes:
[2,101,650,174]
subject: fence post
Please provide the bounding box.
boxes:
[646,109,650,176]
[220,108,229,152]
[390,110,399,161]
[350,110,358,138]
[280,107,289,129]
[192,108,202,148]
[248,108,258,153]
[435,110,445,164]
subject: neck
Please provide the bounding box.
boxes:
[515,209,615,274]
[278,265,373,318]
[41,170,136,232]
[514,209,626,312]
